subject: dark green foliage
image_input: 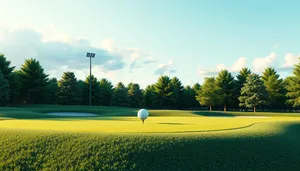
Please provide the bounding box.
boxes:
[286,59,300,107]
[0,72,10,105]
[0,54,20,105]
[236,68,251,89]
[196,77,221,111]
[1,52,300,110]
[82,75,101,105]
[112,82,128,107]
[18,58,49,104]
[216,70,235,111]
[192,83,201,92]
[182,86,197,109]
[261,67,286,109]
[127,83,143,108]
[191,83,202,108]
[153,76,175,109]
[45,78,59,104]
[239,74,268,112]
[233,68,252,109]
[170,77,184,109]
[143,85,156,108]
[0,53,15,78]
[99,78,113,106]
[7,72,21,105]
[76,80,85,105]
[58,72,78,105]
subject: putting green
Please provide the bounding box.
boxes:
[0,116,299,133]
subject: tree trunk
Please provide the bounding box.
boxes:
[209,106,212,111]
[224,104,227,112]
[254,106,256,113]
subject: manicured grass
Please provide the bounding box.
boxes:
[1,105,299,119]
[0,121,300,170]
[0,105,299,170]
[0,116,300,133]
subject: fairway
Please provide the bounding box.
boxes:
[0,105,300,133]
[1,116,300,133]
[0,106,300,170]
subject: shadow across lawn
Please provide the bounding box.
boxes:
[159,123,190,125]
[192,111,236,117]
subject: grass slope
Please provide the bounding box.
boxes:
[0,116,300,133]
[0,121,299,170]
[0,105,299,170]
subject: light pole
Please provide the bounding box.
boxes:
[86,52,96,106]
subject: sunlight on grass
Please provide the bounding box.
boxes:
[1,116,299,133]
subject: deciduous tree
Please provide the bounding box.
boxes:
[196,77,221,111]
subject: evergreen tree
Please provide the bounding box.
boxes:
[128,83,143,108]
[112,82,128,107]
[7,72,21,105]
[99,78,113,106]
[45,78,59,104]
[0,54,20,104]
[239,74,267,112]
[0,53,15,79]
[182,85,197,109]
[216,69,235,112]
[76,80,85,105]
[170,77,184,109]
[18,58,49,104]
[192,83,202,108]
[143,84,156,108]
[153,76,174,109]
[82,75,101,105]
[234,68,252,110]
[0,72,10,105]
[58,72,78,105]
[286,58,300,107]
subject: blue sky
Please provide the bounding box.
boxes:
[0,0,299,88]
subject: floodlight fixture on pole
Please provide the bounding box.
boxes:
[86,52,96,106]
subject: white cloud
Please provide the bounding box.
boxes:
[0,26,125,72]
[41,24,71,43]
[100,38,118,52]
[197,52,298,77]
[252,52,277,72]
[231,57,246,72]
[198,57,246,76]
[0,25,158,82]
[100,39,158,71]
[283,53,299,68]
[154,60,176,75]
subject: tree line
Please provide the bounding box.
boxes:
[0,53,300,112]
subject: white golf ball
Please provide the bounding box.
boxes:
[137,109,149,123]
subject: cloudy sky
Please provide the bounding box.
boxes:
[0,0,299,88]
